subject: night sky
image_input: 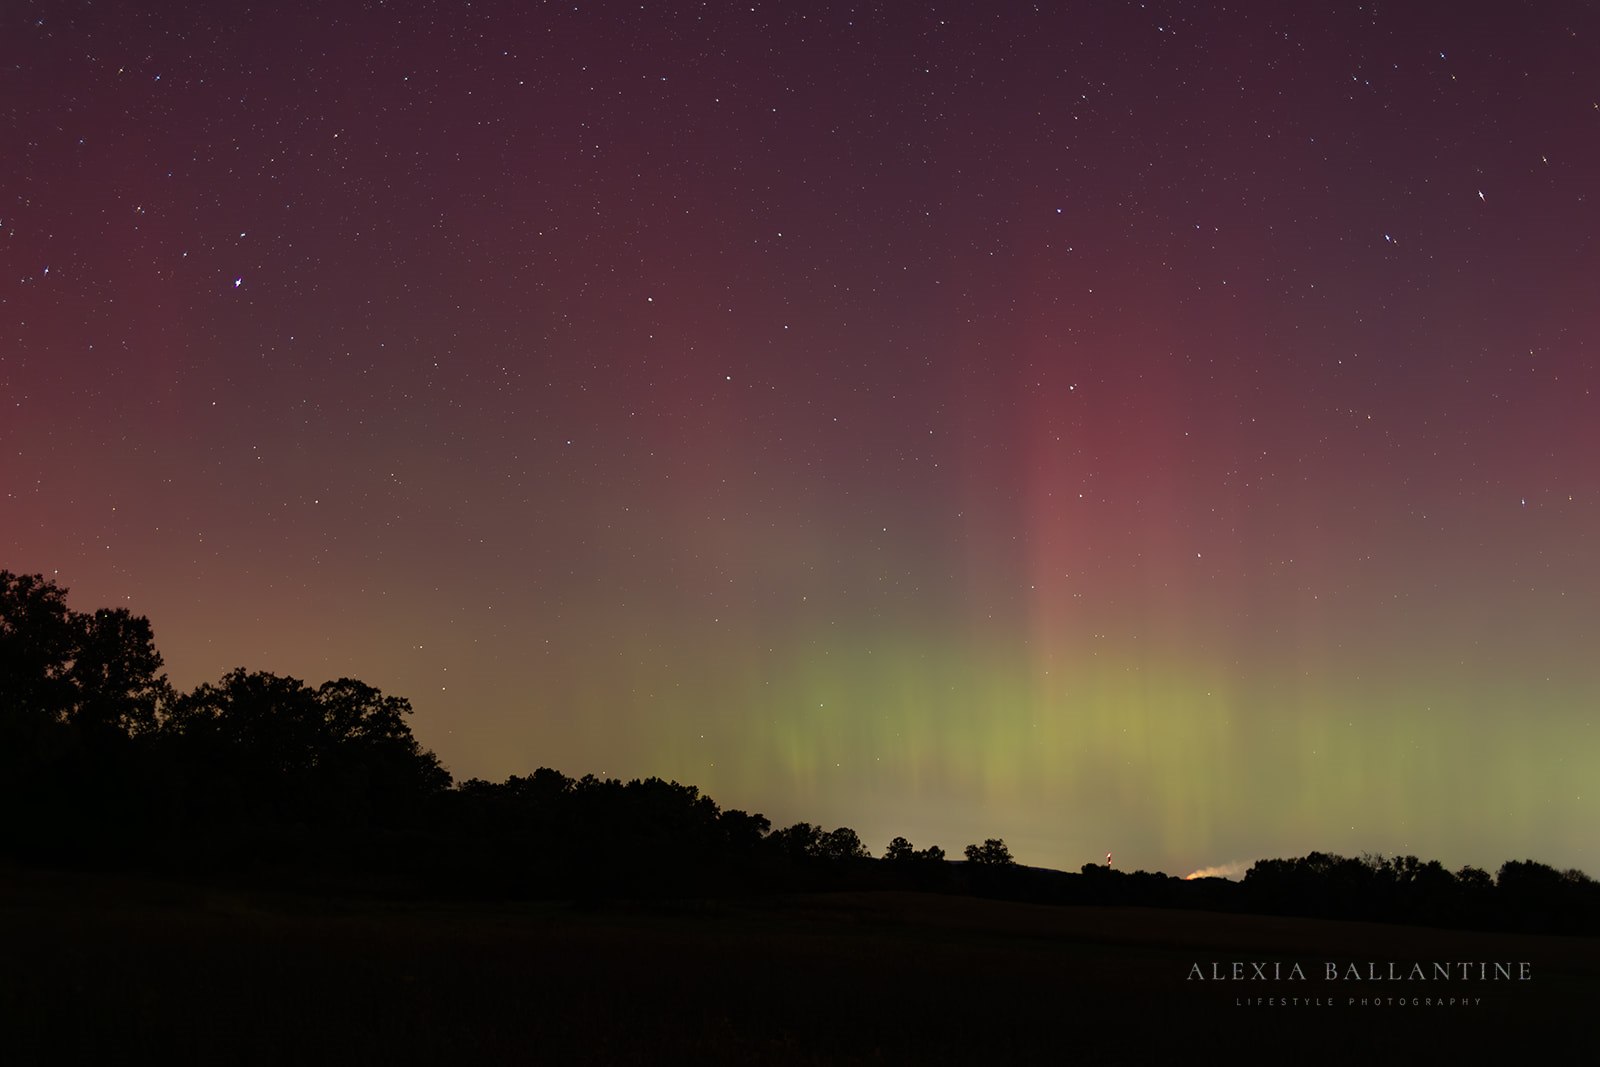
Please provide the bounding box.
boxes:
[5,0,1597,878]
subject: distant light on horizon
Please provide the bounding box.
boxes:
[1184,862,1253,882]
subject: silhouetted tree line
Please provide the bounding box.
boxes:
[3,571,1596,930]
[1237,851,1600,933]
[0,571,888,896]
[0,572,450,871]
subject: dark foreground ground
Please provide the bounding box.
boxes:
[2,867,1594,1064]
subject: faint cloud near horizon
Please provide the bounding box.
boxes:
[1183,860,1251,881]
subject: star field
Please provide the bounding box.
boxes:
[4,0,1597,875]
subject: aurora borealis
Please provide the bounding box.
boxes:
[4,1,1596,877]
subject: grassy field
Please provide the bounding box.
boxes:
[2,866,1593,1064]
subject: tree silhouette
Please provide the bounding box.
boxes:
[886,837,945,865]
[1,571,81,819]
[719,809,771,852]
[1,573,177,858]
[769,822,824,860]
[764,822,870,863]
[964,839,1014,865]
[0,571,171,736]
[0,570,78,727]
[158,668,450,835]
[818,826,870,861]
[72,608,170,737]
